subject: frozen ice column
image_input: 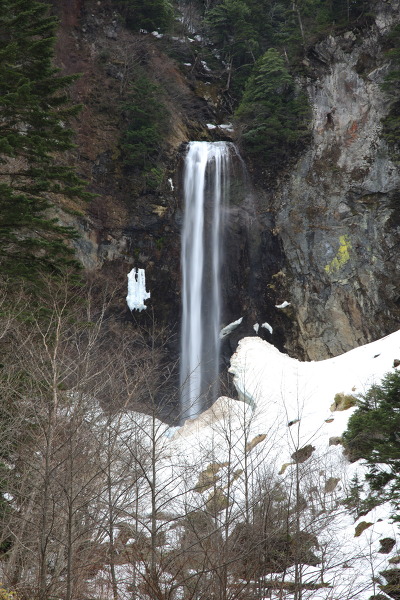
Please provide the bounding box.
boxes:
[126,268,151,311]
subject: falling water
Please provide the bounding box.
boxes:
[180,141,232,421]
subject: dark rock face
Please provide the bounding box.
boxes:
[379,538,396,554]
[291,445,315,463]
[52,1,202,333]
[53,0,400,372]
[219,161,292,362]
[271,2,400,359]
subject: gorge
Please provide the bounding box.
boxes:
[1,0,400,598]
[47,0,400,368]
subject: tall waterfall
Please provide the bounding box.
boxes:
[180,141,232,421]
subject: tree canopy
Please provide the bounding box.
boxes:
[235,48,311,166]
[0,0,88,282]
[381,24,400,163]
[113,0,174,32]
[342,370,400,520]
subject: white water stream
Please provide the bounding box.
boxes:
[180,141,232,420]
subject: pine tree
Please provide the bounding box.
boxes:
[0,0,89,281]
[120,72,169,191]
[342,371,400,520]
[235,48,311,166]
[381,24,400,162]
[121,75,167,170]
[206,0,258,92]
[113,0,174,32]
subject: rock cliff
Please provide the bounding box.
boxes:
[51,0,400,364]
[272,0,400,359]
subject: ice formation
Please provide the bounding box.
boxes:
[126,268,150,311]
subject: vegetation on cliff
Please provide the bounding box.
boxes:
[0,0,90,282]
[121,72,169,191]
[235,48,311,166]
[343,370,400,521]
[114,0,174,32]
[202,0,372,165]
[382,24,400,162]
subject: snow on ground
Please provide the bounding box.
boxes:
[96,331,400,599]
[229,332,400,451]
[172,330,400,599]
[220,316,243,339]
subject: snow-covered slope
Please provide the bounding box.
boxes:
[173,330,400,599]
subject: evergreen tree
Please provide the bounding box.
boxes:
[329,0,370,27]
[235,48,311,166]
[114,0,174,32]
[0,0,89,281]
[381,25,400,162]
[206,0,258,93]
[342,371,400,520]
[120,73,168,190]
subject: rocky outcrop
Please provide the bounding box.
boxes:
[51,0,219,329]
[52,0,286,357]
[51,0,400,367]
[273,1,400,359]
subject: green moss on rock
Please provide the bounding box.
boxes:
[324,235,352,274]
[330,392,357,412]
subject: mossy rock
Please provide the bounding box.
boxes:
[329,436,342,446]
[206,488,229,514]
[324,235,352,274]
[232,469,244,481]
[279,462,293,475]
[330,392,357,412]
[379,538,396,554]
[380,568,400,600]
[291,445,315,463]
[354,521,373,537]
[245,433,267,452]
[194,462,225,493]
[185,510,215,535]
[324,477,340,493]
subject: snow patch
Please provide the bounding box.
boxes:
[219,123,234,132]
[261,322,273,334]
[275,300,291,308]
[219,317,243,339]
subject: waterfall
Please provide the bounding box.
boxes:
[180,141,232,421]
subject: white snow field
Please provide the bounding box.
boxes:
[172,330,400,599]
[93,330,400,600]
